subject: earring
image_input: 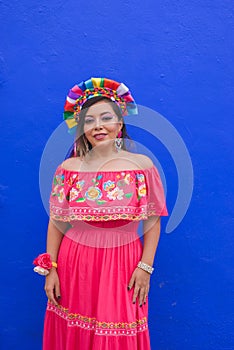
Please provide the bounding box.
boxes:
[115,131,123,152]
[73,141,77,157]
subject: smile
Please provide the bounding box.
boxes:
[93,133,108,140]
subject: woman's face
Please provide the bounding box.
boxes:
[83,100,123,148]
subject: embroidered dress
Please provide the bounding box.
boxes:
[43,165,168,350]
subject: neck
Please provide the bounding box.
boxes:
[84,141,121,162]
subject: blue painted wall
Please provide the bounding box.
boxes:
[0,1,233,349]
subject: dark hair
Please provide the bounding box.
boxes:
[66,96,132,158]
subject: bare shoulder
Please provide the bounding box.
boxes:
[60,157,82,171]
[123,151,154,169]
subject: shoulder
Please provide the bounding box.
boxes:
[60,157,82,171]
[123,151,154,170]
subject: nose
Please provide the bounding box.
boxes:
[94,117,104,129]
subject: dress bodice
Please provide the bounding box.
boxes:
[49,164,168,222]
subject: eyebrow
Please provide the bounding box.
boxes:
[85,111,114,118]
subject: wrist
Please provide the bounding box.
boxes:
[33,253,58,276]
[137,261,154,275]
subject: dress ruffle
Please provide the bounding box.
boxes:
[49,165,168,222]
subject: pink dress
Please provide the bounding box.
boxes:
[43,165,168,350]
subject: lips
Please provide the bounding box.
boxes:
[93,133,107,140]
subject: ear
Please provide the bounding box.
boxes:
[118,119,123,132]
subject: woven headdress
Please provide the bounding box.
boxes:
[63,77,137,133]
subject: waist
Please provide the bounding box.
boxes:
[65,220,141,248]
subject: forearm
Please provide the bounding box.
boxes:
[141,216,161,266]
[46,219,65,262]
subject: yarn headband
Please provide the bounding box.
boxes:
[63,77,138,133]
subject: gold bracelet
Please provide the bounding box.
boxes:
[52,261,58,268]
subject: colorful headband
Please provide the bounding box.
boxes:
[63,77,138,133]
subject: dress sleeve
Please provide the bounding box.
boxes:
[49,165,70,222]
[144,165,169,216]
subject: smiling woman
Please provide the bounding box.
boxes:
[72,95,132,158]
[36,77,168,350]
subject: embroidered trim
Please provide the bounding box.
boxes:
[49,203,160,222]
[47,303,148,336]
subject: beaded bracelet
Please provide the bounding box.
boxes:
[137,261,154,274]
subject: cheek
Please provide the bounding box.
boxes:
[83,124,93,135]
[105,123,119,133]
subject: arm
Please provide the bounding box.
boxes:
[44,219,64,306]
[141,216,161,266]
[128,216,161,306]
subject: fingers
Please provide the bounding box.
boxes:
[127,272,136,291]
[143,284,150,304]
[128,269,150,306]
[44,274,60,306]
[132,285,140,304]
[133,285,148,306]
[45,285,58,306]
[139,288,146,306]
[55,283,61,301]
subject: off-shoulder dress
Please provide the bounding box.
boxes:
[43,164,168,350]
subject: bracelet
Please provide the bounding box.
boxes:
[33,253,57,276]
[137,261,154,274]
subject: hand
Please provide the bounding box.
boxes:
[44,268,61,306]
[128,267,151,306]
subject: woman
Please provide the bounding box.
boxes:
[34,77,168,349]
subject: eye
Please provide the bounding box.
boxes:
[101,115,115,122]
[84,117,94,124]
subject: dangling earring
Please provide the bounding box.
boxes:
[73,141,77,157]
[115,131,123,152]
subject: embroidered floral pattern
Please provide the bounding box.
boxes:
[107,187,124,200]
[136,173,145,183]
[51,170,148,208]
[69,188,79,201]
[76,180,85,191]
[103,180,115,191]
[58,188,65,203]
[138,184,146,198]
[55,174,64,186]
[85,186,102,201]
[67,173,79,187]
[52,181,66,203]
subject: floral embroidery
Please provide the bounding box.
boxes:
[52,182,65,203]
[76,180,85,191]
[137,184,146,198]
[58,188,65,203]
[136,173,145,183]
[69,188,79,201]
[55,174,64,186]
[124,173,134,184]
[107,187,124,200]
[52,184,59,193]
[67,174,79,186]
[103,180,115,191]
[51,170,148,207]
[85,186,102,201]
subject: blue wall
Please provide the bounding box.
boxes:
[0,1,233,349]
